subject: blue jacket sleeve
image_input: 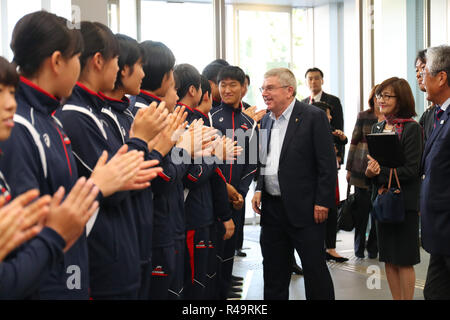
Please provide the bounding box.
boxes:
[0,124,44,197]
[211,168,232,222]
[150,147,190,195]
[58,110,134,206]
[0,227,66,299]
[183,158,217,190]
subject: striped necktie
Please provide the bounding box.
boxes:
[435,106,444,129]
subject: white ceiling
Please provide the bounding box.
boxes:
[163,0,344,8]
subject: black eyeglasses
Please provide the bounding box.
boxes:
[375,94,397,101]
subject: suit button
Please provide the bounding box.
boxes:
[422,175,426,180]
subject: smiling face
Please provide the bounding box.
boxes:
[0,84,17,141]
[219,78,242,108]
[55,53,81,99]
[261,76,292,116]
[377,86,398,117]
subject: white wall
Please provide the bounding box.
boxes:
[71,0,108,25]
[430,0,449,46]
[373,0,408,83]
[313,4,332,93]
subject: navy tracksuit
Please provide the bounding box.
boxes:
[131,91,192,300]
[56,83,148,299]
[0,77,89,299]
[0,170,67,299]
[99,92,161,300]
[179,105,234,299]
[210,102,258,299]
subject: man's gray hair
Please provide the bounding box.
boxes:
[426,45,450,85]
[264,68,297,96]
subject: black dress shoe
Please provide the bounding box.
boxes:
[232,275,244,282]
[235,249,247,257]
[292,264,303,275]
[368,252,378,259]
[227,291,241,299]
[232,280,243,287]
[355,252,365,259]
[326,252,349,262]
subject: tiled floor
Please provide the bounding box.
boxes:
[232,224,429,300]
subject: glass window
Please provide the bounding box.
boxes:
[140,0,215,73]
[5,0,41,59]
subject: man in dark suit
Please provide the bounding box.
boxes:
[252,68,336,300]
[302,68,345,164]
[420,45,450,300]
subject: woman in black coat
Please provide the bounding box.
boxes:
[366,77,423,300]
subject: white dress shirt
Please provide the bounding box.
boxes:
[263,99,296,196]
[309,91,323,104]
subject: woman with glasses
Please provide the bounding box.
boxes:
[346,85,383,259]
[365,77,423,300]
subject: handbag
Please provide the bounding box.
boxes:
[337,185,356,232]
[371,168,405,223]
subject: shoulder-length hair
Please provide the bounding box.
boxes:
[375,77,416,118]
[368,84,379,113]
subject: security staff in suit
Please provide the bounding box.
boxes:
[252,68,336,300]
[302,68,344,164]
[419,45,450,300]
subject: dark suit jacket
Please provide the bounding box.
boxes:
[419,105,436,144]
[369,120,423,213]
[256,99,337,228]
[420,105,450,255]
[302,92,345,162]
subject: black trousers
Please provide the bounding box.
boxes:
[235,201,246,251]
[260,193,335,300]
[215,208,239,300]
[325,207,337,249]
[424,254,450,300]
[353,187,377,256]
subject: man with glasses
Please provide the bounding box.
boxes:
[420,45,450,300]
[252,68,336,300]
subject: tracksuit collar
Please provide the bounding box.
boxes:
[18,76,61,115]
[70,82,105,111]
[98,92,130,113]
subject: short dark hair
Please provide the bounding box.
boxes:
[199,75,211,105]
[305,67,324,79]
[245,74,250,86]
[376,77,417,118]
[202,62,226,84]
[173,63,201,101]
[114,34,145,90]
[140,40,175,91]
[79,21,119,70]
[10,10,83,78]
[415,49,427,65]
[217,66,246,85]
[0,57,19,88]
[312,101,333,113]
[211,59,230,67]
